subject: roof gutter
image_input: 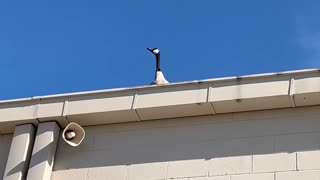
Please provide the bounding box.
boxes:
[0,68,319,134]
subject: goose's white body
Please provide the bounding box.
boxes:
[151,71,169,85]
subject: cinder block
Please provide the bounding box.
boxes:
[275,133,320,152]
[53,151,94,171]
[87,166,126,180]
[231,173,274,180]
[298,151,320,170]
[253,153,296,173]
[127,162,167,180]
[167,159,208,179]
[179,177,208,180]
[208,137,274,157]
[179,177,230,180]
[276,170,320,180]
[211,176,230,180]
[180,177,230,180]
[233,107,320,137]
[209,156,252,176]
[51,169,88,180]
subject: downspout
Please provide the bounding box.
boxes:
[26,122,60,180]
[3,124,36,180]
[3,122,61,180]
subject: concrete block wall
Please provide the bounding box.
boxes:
[52,106,320,180]
[0,134,12,179]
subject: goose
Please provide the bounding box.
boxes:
[147,48,169,85]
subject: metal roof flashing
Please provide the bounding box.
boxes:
[1,68,320,133]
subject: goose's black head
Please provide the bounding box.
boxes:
[147,48,160,55]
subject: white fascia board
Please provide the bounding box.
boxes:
[0,99,39,134]
[135,84,214,120]
[65,91,139,126]
[0,100,38,122]
[0,68,320,133]
[293,72,320,106]
[209,76,293,113]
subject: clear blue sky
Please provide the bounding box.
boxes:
[1,1,320,100]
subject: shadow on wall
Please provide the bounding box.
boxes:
[52,106,320,170]
[4,123,58,179]
[0,134,13,180]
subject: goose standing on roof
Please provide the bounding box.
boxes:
[147,48,169,85]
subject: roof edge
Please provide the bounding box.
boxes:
[1,68,319,102]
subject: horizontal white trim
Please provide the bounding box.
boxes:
[0,68,320,133]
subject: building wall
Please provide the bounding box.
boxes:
[52,106,320,180]
[0,134,12,179]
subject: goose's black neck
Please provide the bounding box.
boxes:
[156,54,161,71]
